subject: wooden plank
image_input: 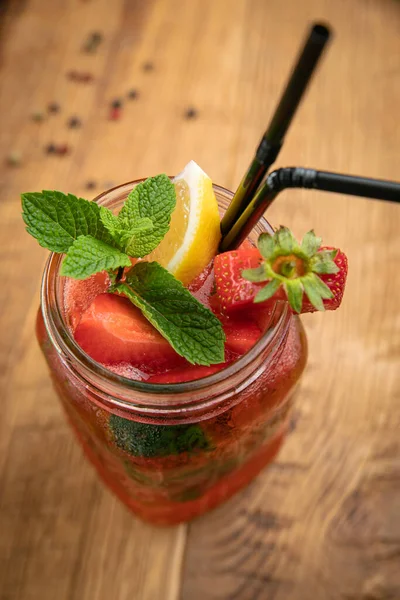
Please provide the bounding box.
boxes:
[0,0,187,598]
[181,0,400,598]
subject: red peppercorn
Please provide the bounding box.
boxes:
[109,107,121,121]
[66,71,94,83]
[57,144,70,156]
[80,72,94,83]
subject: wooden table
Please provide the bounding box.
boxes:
[1,1,399,598]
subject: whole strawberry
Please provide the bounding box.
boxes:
[214,227,348,314]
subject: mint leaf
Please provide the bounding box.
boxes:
[99,206,120,235]
[118,174,176,256]
[100,206,154,255]
[109,415,211,458]
[61,235,131,279]
[21,191,112,253]
[117,219,154,255]
[114,262,225,366]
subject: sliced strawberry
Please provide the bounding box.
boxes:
[214,245,263,312]
[147,364,227,384]
[64,271,110,330]
[215,228,348,315]
[74,293,183,367]
[245,302,277,331]
[145,316,262,378]
[223,314,262,355]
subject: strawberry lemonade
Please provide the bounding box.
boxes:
[24,161,347,525]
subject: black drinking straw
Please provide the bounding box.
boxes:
[220,23,331,235]
[219,167,400,251]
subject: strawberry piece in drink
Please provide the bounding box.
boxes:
[222,314,262,354]
[74,293,184,368]
[148,364,227,384]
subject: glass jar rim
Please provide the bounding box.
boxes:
[40,180,291,412]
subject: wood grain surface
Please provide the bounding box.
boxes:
[0,1,399,599]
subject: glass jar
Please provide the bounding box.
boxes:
[36,182,308,526]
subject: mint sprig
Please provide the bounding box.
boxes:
[242,227,338,313]
[21,175,225,366]
[22,175,176,279]
[114,262,225,366]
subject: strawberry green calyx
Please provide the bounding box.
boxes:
[242,227,339,313]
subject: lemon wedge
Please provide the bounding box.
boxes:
[145,160,221,284]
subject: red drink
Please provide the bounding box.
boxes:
[36,182,307,526]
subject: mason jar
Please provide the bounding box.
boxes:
[36,181,307,526]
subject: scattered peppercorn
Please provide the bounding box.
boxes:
[142,61,154,72]
[57,144,70,156]
[184,107,198,120]
[92,32,103,44]
[48,102,60,114]
[109,107,121,121]
[85,180,97,190]
[80,72,94,83]
[66,70,94,83]
[83,41,95,53]
[82,31,103,53]
[111,99,122,109]
[31,111,45,122]
[46,143,70,156]
[45,143,57,154]
[68,116,82,129]
[127,89,139,100]
[6,151,22,167]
